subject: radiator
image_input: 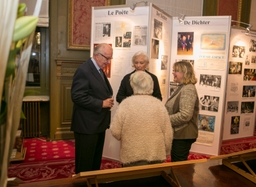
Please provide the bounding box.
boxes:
[21,101,41,137]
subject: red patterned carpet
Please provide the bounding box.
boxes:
[8,158,122,183]
[220,135,256,154]
[8,135,256,183]
[22,138,75,162]
[220,130,256,154]
[8,138,122,183]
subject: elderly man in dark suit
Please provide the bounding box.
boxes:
[71,43,114,173]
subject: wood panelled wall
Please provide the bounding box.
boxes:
[53,59,83,139]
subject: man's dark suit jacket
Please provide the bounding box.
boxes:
[71,59,113,134]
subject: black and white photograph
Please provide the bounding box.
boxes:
[161,55,168,70]
[251,55,256,63]
[228,61,242,74]
[151,39,159,59]
[123,32,131,48]
[199,74,221,89]
[133,25,147,46]
[245,55,250,65]
[115,36,122,47]
[103,23,111,37]
[199,95,219,112]
[227,101,239,113]
[230,116,240,135]
[242,85,256,97]
[153,19,162,39]
[232,45,245,58]
[241,101,254,114]
[95,23,113,41]
[243,117,251,128]
[249,39,256,52]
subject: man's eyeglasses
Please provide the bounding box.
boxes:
[99,53,112,61]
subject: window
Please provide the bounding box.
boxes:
[25,27,49,95]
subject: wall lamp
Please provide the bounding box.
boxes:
[178,14,186,24]
[130,1,148,11]
[246,24,253,33]
[231,20,253,34]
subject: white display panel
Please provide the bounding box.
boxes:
[170,16,231,156]
[92,5,250,158]
[222,28,256,140]
[149,5,172,102]
[91,4,172,160]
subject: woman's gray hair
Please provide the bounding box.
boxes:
[131,51,149,70]
[130,71,153,95]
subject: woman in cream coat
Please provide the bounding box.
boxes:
[110,71,173,167]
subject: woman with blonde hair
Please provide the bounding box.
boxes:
[165,60,199,162]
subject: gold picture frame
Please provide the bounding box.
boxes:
[68,0,107,50]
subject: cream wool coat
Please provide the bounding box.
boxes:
[110,95,173,165]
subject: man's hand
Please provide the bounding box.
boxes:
[102,97,114,108]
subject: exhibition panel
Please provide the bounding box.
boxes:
[171,16,231,155]
[91,3,255,158]
[223,28,256,140]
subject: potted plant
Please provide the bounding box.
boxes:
[0,1,41,186]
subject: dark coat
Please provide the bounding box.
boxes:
[116,70,162,103]
[71,59,113,134]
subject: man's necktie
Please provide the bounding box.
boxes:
[99,69,105,82]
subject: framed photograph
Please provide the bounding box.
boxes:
[68,0,106,50]
[153,19,162,39]
[151,39,159,59]
[241,102,254,114]
[199,95,219,112]
[228,61,242,74]
[198,114,215,132]
[177,32,194,55]
[230,116,240,134]
[232,45,245,58]
[199,74,221,89]
[244,68,256,81]
[242,85,256,97]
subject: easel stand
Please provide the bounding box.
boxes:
[72,159,207,187]
[210,148,256,184]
